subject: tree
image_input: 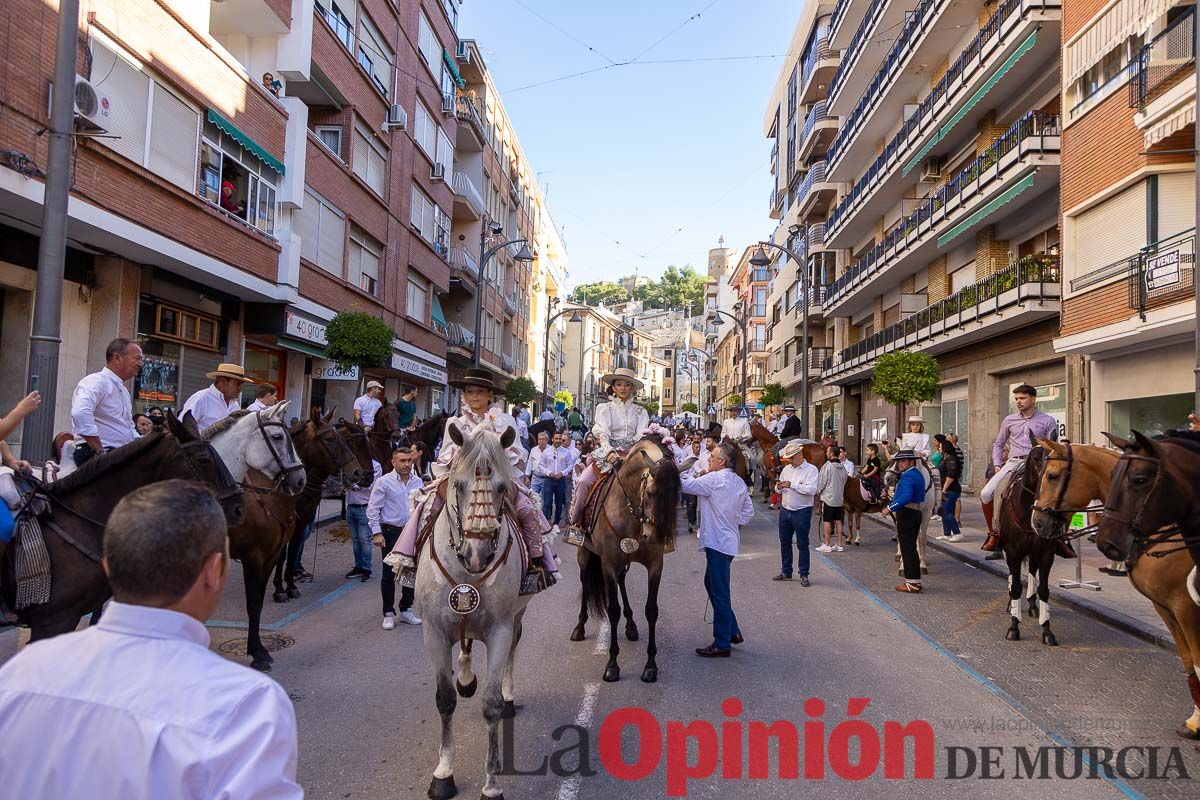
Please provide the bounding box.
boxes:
[728,393,743,407]
[636,265,708,316]
[636,400,659,415]
[760,382,786,408]
[569,282,628,307]
[325,311,393,370]
[505,376,536,407]
[681,402,698,413]
[871,351,940,420]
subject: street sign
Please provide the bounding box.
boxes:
[706,404,717,415]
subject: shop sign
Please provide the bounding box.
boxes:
[285,311,328,345]
[313,360,360,381]
[1145,250,1181,291]
[391,354,448,384]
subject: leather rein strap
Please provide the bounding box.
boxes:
[427,514,514,651]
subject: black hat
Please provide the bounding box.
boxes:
[450,368,502,391]
[890,448,918,462]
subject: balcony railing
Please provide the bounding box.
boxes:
[449,245,479,278]
[750,269,772,283]
[807,347,833,373]
[795,160,829,208]
[829,0,851,40]
[827,0,1056,234]
[1129,229,1196,321]
[827,0,888,103]
[447,322,475,349]
[806,284,830,309]
[771,186,787,215]
[828,111,1060,306]
[832,255,1059,370]
[452,171,486,217]
[1129,6,1194,110]
[808,223,826,250]
[748,303,768,318]
[432,319,448,337]
[800,101,832,150]
[801,36,833,89]
[455,93,484,131]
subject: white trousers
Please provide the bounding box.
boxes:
[980,456,1025,504]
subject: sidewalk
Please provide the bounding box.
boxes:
[898,499,1176,650]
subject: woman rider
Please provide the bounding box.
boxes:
[388,368,560,586]
[565,368,650,543]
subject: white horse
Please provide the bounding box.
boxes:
[201,403,307,495]
[418,421,531,800]
[885,461,935,574]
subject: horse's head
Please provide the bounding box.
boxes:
[160,421,245,527]
[446,421,516,574]
[1031,436,1099,540]
[297,410,365,487]
[336,418,375,487]
[623,438,682,544]
[1097,431,1178,562]
[209,403,307,495]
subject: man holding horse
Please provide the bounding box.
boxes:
[70,337,143,467]
[181,363,253,431]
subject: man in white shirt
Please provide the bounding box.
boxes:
[720,404,751,444]
[525,431,552,495]
[680,442,753,658]
[354,380,385,430]
[70,337,142,467]
[774,439,820,585]
[538,432,573,530]
[180,363,252,432]
[246,383,278,412]
[345,458,383,581]
[0,480,301,800]
[368,446,426,627]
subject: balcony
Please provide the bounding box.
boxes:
[449,245,479,294]
[454,93,486,151]
[748,303,768,318]
[799,32,838,106]
[1130,8,1195,150]
[794,347,833,378]
[503,294,517,318]
[501,354,515,376]
[827,0,909,113]
[750,269,772,284]
[770,186,786,219]
[826,111,1061,315]
[794,160,836,219]
[807,223,828,252]
[829,0,867,50]
[798,101,837,163]
[826,0,1062,243]
[431,319,448,337]
[451,171,486,220]
[823,256,1061,384]
[446,322,475,360]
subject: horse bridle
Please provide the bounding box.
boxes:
[1029,442,1102,540]
[612,447,671,532]
[255,412,306,488]
[1101,450,1189,558]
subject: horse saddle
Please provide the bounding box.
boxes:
[577,471,618,543]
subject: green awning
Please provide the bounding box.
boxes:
[206,109,285,175]
[443,49,465,89]
[937,173,1036,248]
[279,337,326,358]
[903,31,1038,177]
[431,294,448,326]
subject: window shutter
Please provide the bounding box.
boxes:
[1158,173,1195,240]
[317,202,346,275]
[298,189,321,264]
[352,130,369,179]
[149,83,198,191]
[367,147,385,195]
[1071,182,1146,278]
[94,41,149,166]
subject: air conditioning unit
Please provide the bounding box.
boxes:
[441,93,454,114]
[67,76,112,132]
[456,41,471,63]
[431,163,446,181]
[919,157,943,183]
[385,103,407,131]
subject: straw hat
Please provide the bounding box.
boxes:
[206,363,255,383]
[366,380,385,391]
[907,415,925,425]
[600,367,643,391]
[780,440,807,460]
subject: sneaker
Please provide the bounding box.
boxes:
[935,534,950,541]
[382,612,395,631]
[799,576,811,587]
[397,610,422,625]
[946,534,964,543]
[833,545,845,552]
[815,544,833,553]
[360,571,372,582]
[345,567,363,579]
[931,515,941,521]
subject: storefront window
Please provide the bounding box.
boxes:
[941,398,969,486]
[1107,393,1192,437]
[430,387,446,416]
[242,344,286,407]
[868,418,888,446]
[133,340,181,415]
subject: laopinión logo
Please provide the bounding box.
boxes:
[500,697,1190,797]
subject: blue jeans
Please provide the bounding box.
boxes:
[778,507,813,577]
[941,488,962,537]
[541,476,567,525]
[347,505,372,572]
[703,548,740,649]
[290,521,313,574]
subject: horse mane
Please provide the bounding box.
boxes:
[1158,430,1200,456]
[48,432,169,495]
[630,437,681,546]
[202,409,252,439]
[451,422,512,482]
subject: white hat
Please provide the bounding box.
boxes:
[907,415,925,425]
[780,440,806,460]
[366,380,385,391]
[600,368,644,391]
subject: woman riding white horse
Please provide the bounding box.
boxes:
[389,368,559,585]
[565,368,650,543]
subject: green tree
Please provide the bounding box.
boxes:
[636,265,708,316]
[569,282,628,307]
[681,402,698,413]
[505,376,536,407]
[636,400,659,415]
[760,382,786,408]
[728,393,744,407]
[871,351,940,418]
[324,312,393,370]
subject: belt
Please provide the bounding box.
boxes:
[348,503,367,508]
[382,523,403,533]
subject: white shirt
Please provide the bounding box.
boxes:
[180,385,239,432]
[434,404,526,480]
[721,416,751,442]
[536,446,574,478]
[70,367,138,448]
[680,466,753,557]
[901,431,932,458]
[526,444,552,479]
[247,399,269,412]
[346,460,383,505]
[592,397,649,455]
[366,469,425,534]
[354,394,383,428]
[778,461,819,510]
[0,602,300,800]
[768,418,783,435]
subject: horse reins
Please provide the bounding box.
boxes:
[1103,451,1189,559]
[1031,442,1105,540]
[255,413,306,489]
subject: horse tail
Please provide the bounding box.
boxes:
[580,549,607,617]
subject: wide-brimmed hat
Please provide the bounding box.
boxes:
[890,448,918,462]
[600,367,643,391]
[782,405,796,412]
[206,363,255,383]
[450,368,503,391]
[907,415,925,425]
[780,440,807,460]
[725,403,742,411]
[366,380,385,391]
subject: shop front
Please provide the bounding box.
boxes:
[1088,338,1193,443]
[387,346,448,418]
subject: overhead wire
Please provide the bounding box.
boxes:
[508,0,622,65]
[626,0,726,65]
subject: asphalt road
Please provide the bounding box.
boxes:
[2,504,1195,799]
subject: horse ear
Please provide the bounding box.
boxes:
[449,422,465,448]
[1131,429,1160,457]
[274,401,290,419]
[1102,431,1131,451]
[1038,436,1063,455]
[323,408,336,424]
[175,410,201,441]
[501,426,516,449]
[165,410,185,439]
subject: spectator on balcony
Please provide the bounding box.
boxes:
[261,72,282,97]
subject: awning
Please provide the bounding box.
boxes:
[279,337,327,358]
[206,109,286,175]
[1145,100,1196,148]
[1065,0,1140,86]
[937,173,1036,248]
[431,294,448,326]
[443,49,465,89]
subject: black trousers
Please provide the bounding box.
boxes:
[895,507,922,582]
[380,524,414,615]
[685,495,698,527]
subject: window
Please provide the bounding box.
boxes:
[441,64,456,100]
[154,303,219,350]
[199,120,279,236]
[417,11,439,76]
[412,100,440,161]
[316,0,355,50]
[356,13,393,97]
[90,36,199,192]
[352,125,386,195]
[441,0,458,29]
[435,128,453,176]
[298,188,346,275]
[349,228,381,295]
[409,184,449,254]
[1068,34,1143,117]
[315,126,342,158]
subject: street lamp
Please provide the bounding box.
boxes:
[473,221,534,368]
[707,301,749,414]
[542,298,583,415]
[751,238,811,436]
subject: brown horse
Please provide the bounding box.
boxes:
[747,420,778,502]
[573,436,681,683]
[1093,431,1200,739]
[843,475,886,544]
[1,413,244,641]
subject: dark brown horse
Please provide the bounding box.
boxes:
[747,420,778,502]
[1,413,244,641]
[398,410,449,477]
[573,436,681,683]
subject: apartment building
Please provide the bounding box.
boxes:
[1053,0,1196,441]
[769,0,1067,484]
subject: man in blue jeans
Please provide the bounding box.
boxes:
[537,432,571,529]
[773,440,820,586]
[681,442,754,658]
[344,459,382,580]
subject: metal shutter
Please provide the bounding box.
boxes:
[1071,182,1147,277]
[317,201,345,275]
[93,40,149,166]
[179,346,222,405]
[149,83,199,191]
[1158,172,1195,240]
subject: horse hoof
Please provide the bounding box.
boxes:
[456,677,477,698]
[1175,723,1200,740]
[286,586,301,599]
[250,659,272,673]
[427,774,457,800]
[1028,603,1039,619]
[625,624,639,642]
[272,591,289,603]
[1042,631,1058,646]
[1005,627,1021,641]
[641,666,658,683]
[502,700,517,719]
[569,626,586,642]
[603,665,620,683]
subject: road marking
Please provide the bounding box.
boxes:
[556,682,601,800]
[593,620,610,655]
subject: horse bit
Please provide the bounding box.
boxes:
[1101,449,1189,558]
[255,412,307,489]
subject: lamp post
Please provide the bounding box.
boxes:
[473,221,534,369]
[542,298,583,415]
[751,240,810,436]
[707,303,748,414]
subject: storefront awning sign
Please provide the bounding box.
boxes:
[313,360,360,381]
[285,311,328,346]
[392,354,448,384]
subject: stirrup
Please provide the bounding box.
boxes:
[562,526,587,547]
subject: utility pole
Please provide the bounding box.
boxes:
[23,0,81,462]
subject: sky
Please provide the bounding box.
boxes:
[457,0,801,289]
